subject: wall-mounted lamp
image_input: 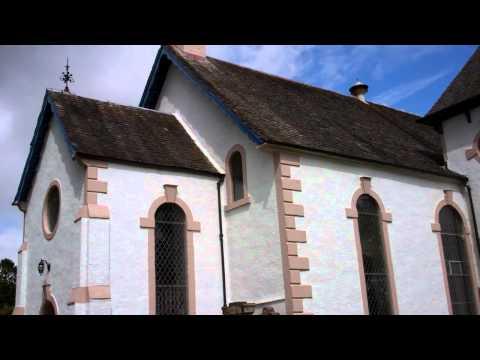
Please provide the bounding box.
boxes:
[37,259,51,275]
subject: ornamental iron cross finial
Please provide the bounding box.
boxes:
[60,57,74,92]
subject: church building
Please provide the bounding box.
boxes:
[11,45,480,315]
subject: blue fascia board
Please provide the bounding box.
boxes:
[13,91,76,207]
[140,46,264,146]
[139,46,166,108]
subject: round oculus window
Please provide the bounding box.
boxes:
[42,182,61,240]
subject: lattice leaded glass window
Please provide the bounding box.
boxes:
[229,151,244,201]
[154,203,187,315]
[439,206,476,315]
[357,194,393,315]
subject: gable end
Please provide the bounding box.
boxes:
[139,46,264,146]
[13,92,77,211]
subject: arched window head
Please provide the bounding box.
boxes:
[225,145,250,211]
[155,203,188,315]
[439,205,476,315]
[230,151,244,201]
[356,194,394,315]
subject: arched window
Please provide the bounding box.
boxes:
[439,206,476,315]
[229,151,244,201]
[357,194,393,315]
[225,145,250,211]
[154,203,188,315]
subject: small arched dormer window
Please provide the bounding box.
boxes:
[230,152,244,201]
[225,145,250,211]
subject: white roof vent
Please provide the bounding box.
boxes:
[349,80,369,103]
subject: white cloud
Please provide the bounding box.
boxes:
[208,45,315,80]
[371,71,449,106]
[390,45,447,61]
[0,105,14,142]
[372,63,385,81]
[207,45,451,96]
[208,45,370,91]
[311,45,449,91]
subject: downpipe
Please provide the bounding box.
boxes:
[217,176,227,307]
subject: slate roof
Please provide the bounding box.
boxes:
[13,90,219,208]
[142,45,464,179]
[46,90,218,174]
[424,47,480,122]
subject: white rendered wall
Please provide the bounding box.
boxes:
[22,118,84,315]
[77,217,112,315]
[294,155,478,315]
[156,65,284,305]
[100,164,224,315]
[443,106,480,237]
[15,247,28,308]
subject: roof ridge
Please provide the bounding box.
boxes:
[167,45,418,117]
[145,46,453,179]
[46,89,172,116]
[207,55,364,102]
[427,45,480,115]
[193,50,418,118]
[369,101,421,118]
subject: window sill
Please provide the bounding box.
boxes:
[225,196,251,212]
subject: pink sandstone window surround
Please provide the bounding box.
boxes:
[140,185,199,315]
[346,177,399,315]
[154,203,188,314]
[225,145,251,212]
[465,132,480,163]
[42,180,61,241]
[431,190,480,315]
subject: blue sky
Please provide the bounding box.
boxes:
[0,45,477,262]
[208,45,477,115]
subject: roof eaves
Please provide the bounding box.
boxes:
[75,152,221,177]
[420,93,480,126]
[12,91,77,209]
[259,141,468,182]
